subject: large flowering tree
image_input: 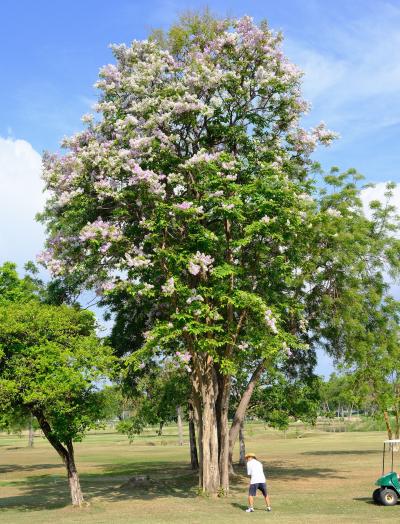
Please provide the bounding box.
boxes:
[39,14,345,494]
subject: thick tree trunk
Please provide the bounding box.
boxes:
[201,365,220,495]
[157,421,164,436]
[193,354,220,495]
[28,413,34,448]
[177,406,183,446]
[33,410,85,507]
[188,403,199,470]
[239,420,246,466]
[228,361,264,470]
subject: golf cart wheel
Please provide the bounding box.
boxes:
[373,488,382,504]
[379,488,398,506]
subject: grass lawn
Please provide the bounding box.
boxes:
[0,423,398,523]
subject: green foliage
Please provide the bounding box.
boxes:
[0,301,115,444]
[320,373,359,416]
[0,262,39,304]
[117,363,189,441]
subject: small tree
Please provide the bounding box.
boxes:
[339,296,400,439]
[0,301,114,506]
[117,361,189,439]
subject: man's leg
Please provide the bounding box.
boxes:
[260,484,271,510]
[246,485,256,511]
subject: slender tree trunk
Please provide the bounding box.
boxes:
[239,420,246,466]
[28,413,34,448]
[177,406,183,446]
[188,403,199,470]
[228,361,264,470]
[383,410,393,440]
[395,387,400,440]
[66,441,84,507]
[348,404,353,420]
[33,410,85,507]
[157,421,164,436]
[192,379,203,486]
[216,371,231,494]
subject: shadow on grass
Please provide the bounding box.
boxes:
[302,450,377,456]
[0,459,344,512]
[0,464,58,474]
[231,502,248,511]
[353,497,379,505]
[0,460,198,512]
[248,461,346,482]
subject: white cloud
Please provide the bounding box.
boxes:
[360,182,400,221]
[285,2,400,140]
[0,137,45,268]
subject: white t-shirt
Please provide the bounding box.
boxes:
[247,459,266,484]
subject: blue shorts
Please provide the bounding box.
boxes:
[249,482,267,497]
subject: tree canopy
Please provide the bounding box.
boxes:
[0,300,114,505]
[37,13,400,494]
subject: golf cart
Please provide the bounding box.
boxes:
[373,439,400,506]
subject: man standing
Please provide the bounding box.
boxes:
[245,452,272,513]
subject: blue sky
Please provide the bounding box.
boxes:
[1,0,400,375]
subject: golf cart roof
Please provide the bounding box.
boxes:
[384,440,400,444]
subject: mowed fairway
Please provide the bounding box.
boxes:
[0,425,398,523]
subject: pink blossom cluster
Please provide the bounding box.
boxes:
[209,190,224,198]
[299,318,308,333]
[235,16,267,48]
[204,32,238,55]
[175,201,193,210]
[97,63,122,90]
[282,342,292,357]
[264,309,278,334]
[93,177,118,193]
[95,280,116,296]
[125,251,152,269]
[79,218,122,242]
[326,208,341,218]
[174,201,204,213]
[172,184,185,196]
[37,248,65,276]
[170,98,206,114]
[290,123,338,155]
[183,150,221,167]
[42,153,84,203]
[57,188,83,207]
[175,351,191,363]
[126,161,166,197]
[186,290,204,304]
[188,252,214,276]
[221,161,236,170]
[175,351,192,372]
[161,277,175,295]
[312,122,339,144]
[280,60,302,83]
